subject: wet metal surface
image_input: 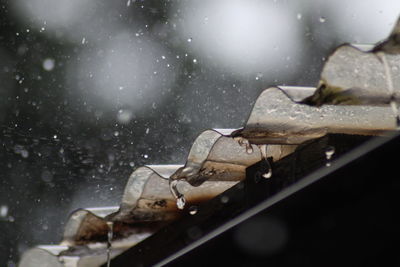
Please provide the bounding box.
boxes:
[237,86,396,144]
[305,18,400,106]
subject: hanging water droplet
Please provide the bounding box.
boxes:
[325,146,335,167]
[260,147,273,179]
[106,221,114,267]
[258,144,268,159]
[169,179,179,197]
[189,206,198,215]
[262,170,272,179]
[235,137,254,155]
[170,179,186,210]
[246,144,254,154]
[380,52,400,129]
[325,146,335,160]
[389,99,400,128]
[177,196,186,210]
[235,137,244,146]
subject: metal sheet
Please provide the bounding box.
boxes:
[236,86,396,144]
[304,19,400,106]
[19,247,65,267]
[171,129,276,186]
[113,164,240,223]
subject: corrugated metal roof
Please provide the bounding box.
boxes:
[18,17,400,267]
[236,86,396,144]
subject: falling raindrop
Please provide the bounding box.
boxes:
[126,0,131,7]
[14,145,29,159]
[189,206,198,215]
[116,109,133,124]
[41,170,53,183]
[319,17,326,23]
[193,58,197,64]
[187,37,192,43]
[220,195,229,204]
[297,13,302,20]
[0,205,8,218]
[42,58,55,71]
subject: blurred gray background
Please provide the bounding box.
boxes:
[0,0,399,265]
